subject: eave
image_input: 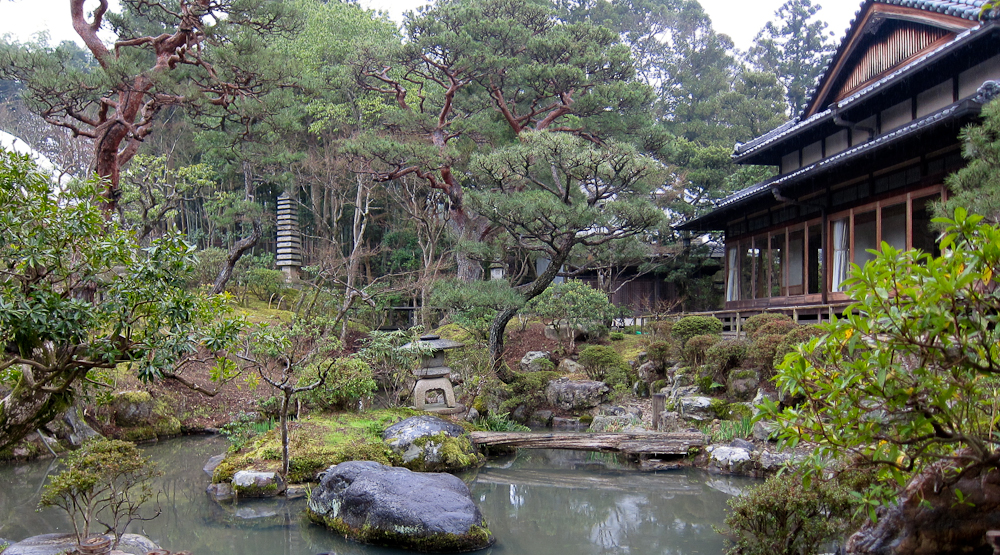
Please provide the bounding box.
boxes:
[677,93,991,232]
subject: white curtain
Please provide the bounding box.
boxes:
[726,247,739,301]
[832,219,849,292]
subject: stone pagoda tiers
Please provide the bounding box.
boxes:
[402,335,465,415]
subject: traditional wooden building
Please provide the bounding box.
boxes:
[677,0,1000,321]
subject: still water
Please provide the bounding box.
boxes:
[0,435,753,554]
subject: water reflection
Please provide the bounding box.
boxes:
[0,436,753,555]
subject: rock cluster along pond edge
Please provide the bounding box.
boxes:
[306,460,495,553]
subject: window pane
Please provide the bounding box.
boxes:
[741,240,754,300]
[808,224,823,294]
[882,203,907,251]
[854,210,877,267]
[788,229,805,295]
[770,233,785,297]
[912,195,941,256]
[755,235,769,299]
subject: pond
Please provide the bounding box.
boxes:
[0,435,754,554]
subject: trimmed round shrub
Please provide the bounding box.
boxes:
[683,334,717,366]
[755,319,797,338]
[743,313,793,340]
[773,325,825,368]
[578,345,634,389]
[748,334,786,379]
[646,341,673,368]
[672,315,723,347]
[706,339,750,377]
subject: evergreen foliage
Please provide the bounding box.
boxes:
[762,209,1000,508]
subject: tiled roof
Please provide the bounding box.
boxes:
[734,0,996,161]
[678,95,986,231]
[801,0,992,120]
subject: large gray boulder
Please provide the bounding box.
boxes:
[545,378,609,411]
[111,391,154,427]
[232,470,286,498]
[706,445,753,474]
[46,404,101,448]
[519,351,552,372]
[558,358,585,374]
[678,396,717,422]
[307,460,495,553]
[3,533,158,555]
[382,415,481,472]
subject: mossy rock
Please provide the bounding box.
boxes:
[212,410,413,484]
[726,403,754,420]
[729,368,758,380]
[650,379,668,393]
[306,461,494,553]
[405,432,483,473]
[309,513,494,554]
[708,399,730,420]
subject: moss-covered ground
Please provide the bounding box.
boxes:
[213,408,421,484]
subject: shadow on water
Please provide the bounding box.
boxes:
[0,435,755,554]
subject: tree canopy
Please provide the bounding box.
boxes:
[0,149,239,450]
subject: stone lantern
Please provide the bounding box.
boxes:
[402,334,465,414]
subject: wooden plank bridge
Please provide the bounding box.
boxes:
[469,431,705,456]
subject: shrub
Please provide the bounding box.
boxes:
[475,412,530,432]
[526,280,620,350]
[646,341,674,368]
[682,334,716,366]
[578,345,628,382]
[654,319,674,338]
[39,439,162,547]
[696,373,723,394]
[671,315,723,347]
[497,371,562,417]
[242,267,287,302]
[748,333,787,379]
[742,313,793,340]
[609,331,625,341]
[189,247,228,288]
[720,471,862,555]
[706,339,749,377]
[772,325,823,368]
[298,357,377,412]
[763,210,1000,510]
[755,319,797,338]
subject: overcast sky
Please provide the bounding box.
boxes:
[0,0,863,53]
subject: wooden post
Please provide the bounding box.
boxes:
[735,312,742,338]
[652,393,666,431]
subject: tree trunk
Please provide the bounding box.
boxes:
[210,162,261,295]
[488,246,572,383]
[280,390,291,478]
[488,307,518,383]
[209,221,262,295]
[0,370,77,452]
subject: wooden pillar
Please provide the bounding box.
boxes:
[652,393,666,431]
